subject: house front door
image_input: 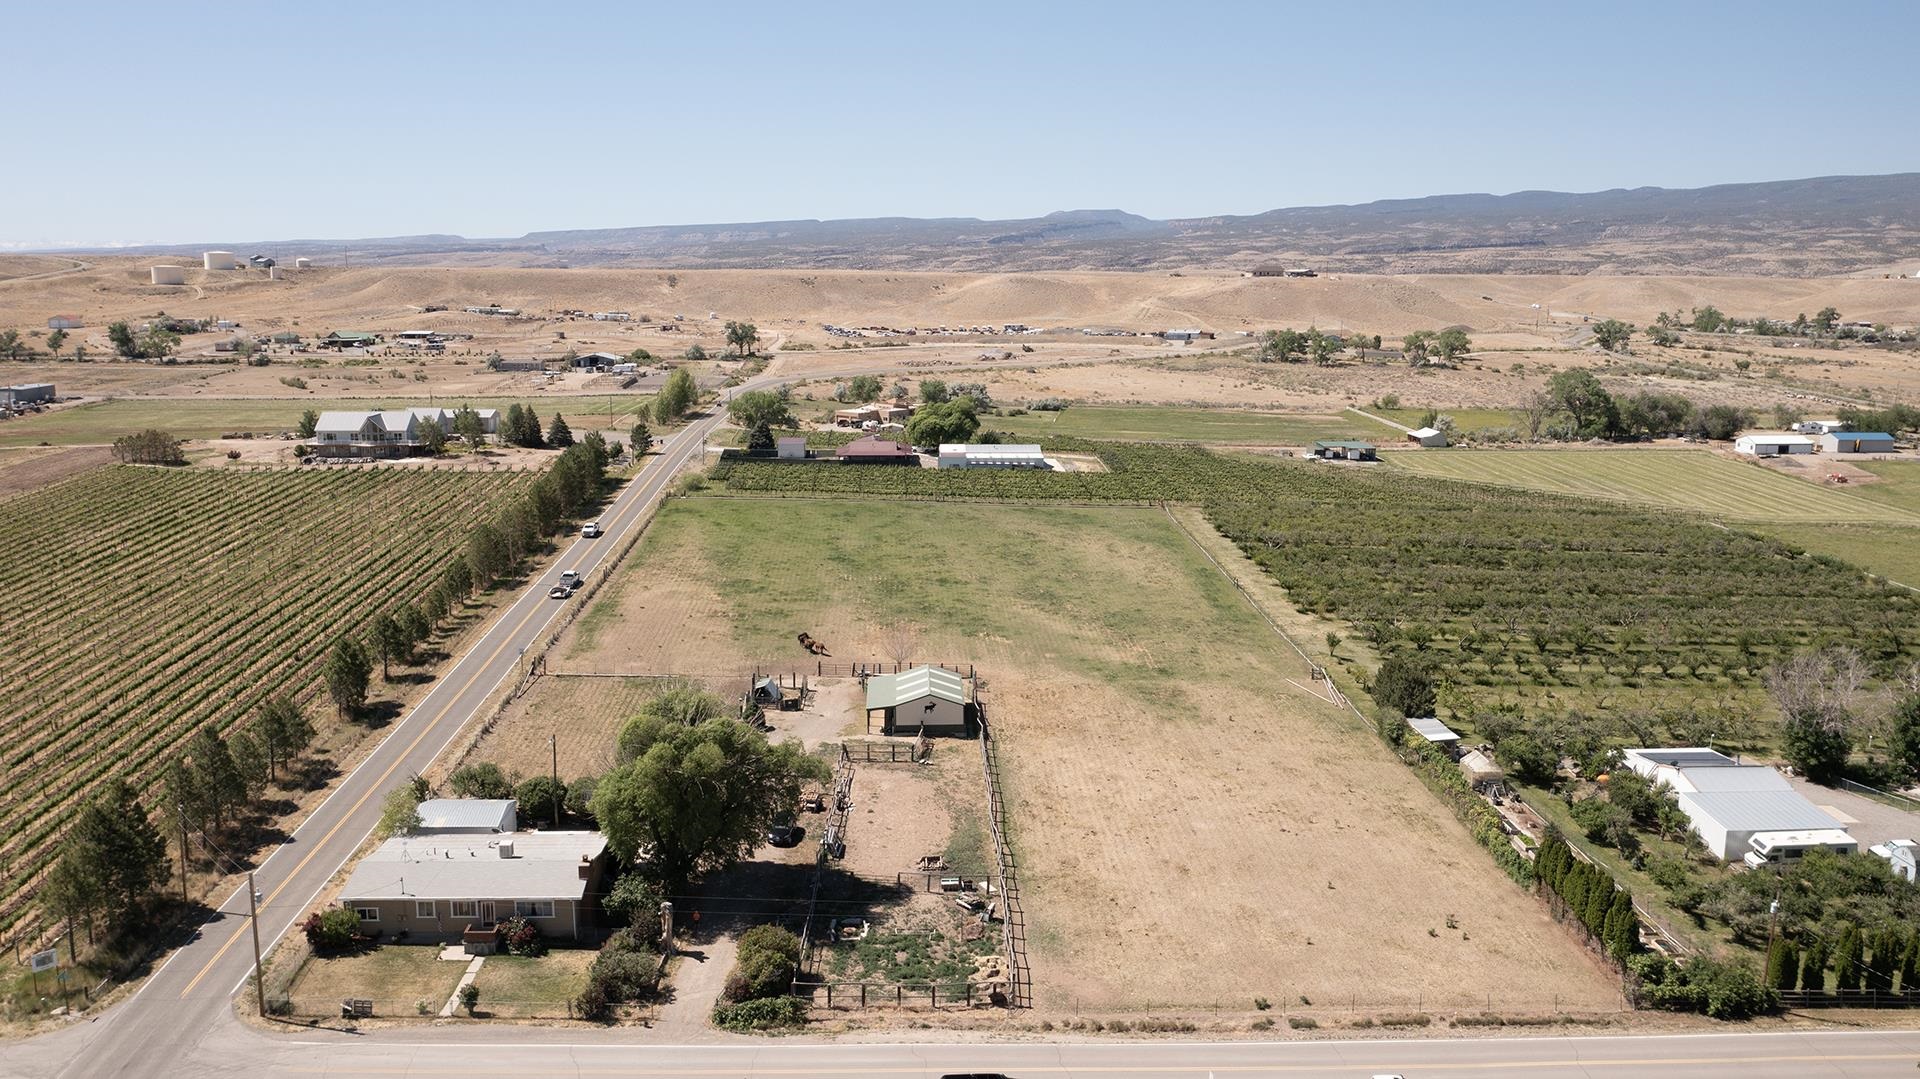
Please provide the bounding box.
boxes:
[480,901,496,925]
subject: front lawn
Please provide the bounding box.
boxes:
[470,950,596,1007]
[285,945,467,1015]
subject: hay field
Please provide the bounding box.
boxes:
[555,496,1620,1012]
[1387,449,1920,523]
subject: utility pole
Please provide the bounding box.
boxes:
[248,872,266,1017]
[550,735,561,827]
[176,804,189,908]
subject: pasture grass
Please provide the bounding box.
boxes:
[1372,406,1524,434]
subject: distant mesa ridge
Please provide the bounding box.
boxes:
[60,173,1920,276]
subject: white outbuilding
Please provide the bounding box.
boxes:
[202,251,239,270]
[150,265,186,285]
[1621,747,1853,862]
[1406,426,1448,448]
[1820,432,1897,454]
[1733,433,1815,456]
[295,257,313,269]
[937,443,1049,470]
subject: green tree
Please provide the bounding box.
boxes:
[107,321,138,358]
[602,873,664,931]
[547,413,574,448]
[1813,307,1841,332]
[1648,325,1680,347]
[1590,319,1633,352]
[681,343,707,362]
[839,374,882,403]
[516,775,567,827]
[257,694,313,782]
[1765,938,1799,991]
[1306,327,1337,365]
[453,406,486,448]
[1401,330,1435,365]
[903,398,980,449]
[724,320,760,357]
[1546,368,1619,439]
[1690,305,1728,333]
[1781,716,1851,784]
[1371,655,1435,716]
[1833,925,1863,992]
[591,715,830,887]
[654,368,697,423]
[45,327,67,358]
[417,416,447,454]
[229,730,268,797]
[1604,888,1638,960]
[566,775,599,822]
[724,924,801,1002]
[629,419,651,452]
[1891,693,1920,780]
[918,378,950,404]
[72,778,169,922]
[398,603,431,650]
[728,389,795,452]
[1799,938,1829,992]
[41,849,102,945]
[376,785,422,839]
[323,634,373,721]
[297,408,319,438]
[188,726,247,829]
[617,685,732,763]
[1257,328,1306,363]
[1495,733,1557,786]
[509,404,544,448]
[466,523,509,587]
[1434,327,1472,361]
[448,762,515,799]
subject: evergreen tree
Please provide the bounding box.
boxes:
[1604,888,1637,960]
[441,557,473,599]
[1834,925,1864,992]
[399,603,431,648]
[547,413,574,448]
[74,778,169,921]
[1800,939,1829,992]
[188,727,246,830]
[370,611,408,680]
[323,634,373,721]
[257,694,313,782]
[1866,929,1898,994]
[229,730,268,798]
[1765,938,1799,991]
[1900,931,1920,995]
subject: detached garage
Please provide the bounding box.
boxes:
[865,665,969,735]
[1820,432,1896,454]
[1733,433,1815,456]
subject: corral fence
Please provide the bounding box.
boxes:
[815,661,976,679]
[977,701,1031,1008]
[1778,989,1920,1010]
[807,980,1000,1010]
[792,747,857,990]
[845,740,926,764]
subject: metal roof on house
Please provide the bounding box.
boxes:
[1625,748,1739,769]
[1408,427,1443,439]
[1314,440,1376,450]
[325,331,378,341]
[1406,716,1460,743]
[313,410,376,435]
[866,666,966,710]
[417,799,517,833]
[939,443,1045,462]
[1672,766,1791,794]
[1675,790,1844,834]
[338,832,606,902]
[1830,432,1895,441]
[1737,433,1815,445]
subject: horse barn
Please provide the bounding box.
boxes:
[1733,433,1815,456]
[865,665,969,735]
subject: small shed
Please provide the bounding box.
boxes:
[47,315,83,330]
[1459,749,1504,790]
[1406,717,1461,746]
[776,437,807,460]
[1872,839,1919,882]
[1312,440,1377,461]
[866,666,968,735]
[1820,431,1896,454]
[1407,426,1448,448]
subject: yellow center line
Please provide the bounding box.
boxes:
[176,440,695,999]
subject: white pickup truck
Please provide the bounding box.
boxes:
[581,521,602,538]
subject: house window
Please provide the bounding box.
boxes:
[451,900,478,919]
[513,900,554,919]
[351,905,380,922]
[414,901,437,919]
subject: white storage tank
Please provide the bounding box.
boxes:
[202,250,238,270]
[294,257,312,269]
[150,265,186,285]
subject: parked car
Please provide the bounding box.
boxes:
[767,820,801,847]
[547,585,570,599]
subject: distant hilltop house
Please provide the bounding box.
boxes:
[569,351,625,371]
[336,827,611,945]
[832,403,913,428]
[1247,263,1317,278]
[46,315,83,330]
[309,407,497,458]
[322,331,382,349]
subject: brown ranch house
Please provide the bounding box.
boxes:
[336,831,612,946]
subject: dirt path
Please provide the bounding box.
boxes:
[655,918,739,1038]
[1347,405,1412,433]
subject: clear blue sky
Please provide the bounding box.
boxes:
[6,0,1917,247]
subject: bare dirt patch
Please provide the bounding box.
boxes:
[0,445,110,498]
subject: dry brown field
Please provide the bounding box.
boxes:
[502,495,1623,1014]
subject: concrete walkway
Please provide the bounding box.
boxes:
[438,955,485,1017]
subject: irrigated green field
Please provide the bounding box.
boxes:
[1386,449,1920,523]
[0,465,534,933]
[984,405,1393,444]
[1372,406,1523,434]
[0,395,654,447]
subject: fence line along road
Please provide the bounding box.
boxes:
[39,405,732,1079]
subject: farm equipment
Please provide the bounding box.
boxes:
[796,631,831,656]
[1825,473,1850,484]
[916,854,947,872]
